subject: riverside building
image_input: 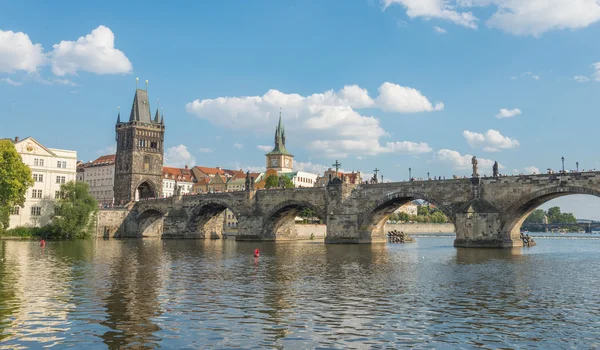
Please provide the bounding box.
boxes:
[7,137,77,228]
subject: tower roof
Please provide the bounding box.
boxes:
[267,111,292,156]
[129,89,154,123]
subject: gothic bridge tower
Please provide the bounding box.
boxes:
[114,85,165,204]
[265,111,293,172]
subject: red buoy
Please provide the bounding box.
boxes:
[254,248,260,258]
[40,239,45,247]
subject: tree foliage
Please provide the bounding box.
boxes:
[50,181,98,239]
[0,140,33,230]
[264,174,295,189]
[524,209,546,224]
[388,205,449,224]
[264,175,279,189]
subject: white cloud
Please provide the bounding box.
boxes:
[382,0,478,29]
[385,0,600,36]
[574,75,590,83]
[186,82,439,158]
[339,85,375,108]
[433,26,447,33]
[95,145,116,155]
[1,78,22,86]
[463,129,519,151]
[257,145,272,152]
[294,161,330,175]
[50,25,132,76]
[524,166,540,174]
[495,108,521,118]
[435,149,501,173]
[165,144,196,168]
[376,82,444,113]
[198,148,213,153]
[233,143,243,149]
[480,0,600,37]
[593,62,600,81]
[0,29,46,73]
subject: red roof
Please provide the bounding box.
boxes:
[163,166,195,182]
[194,166,225,176]
[84,154,116,167]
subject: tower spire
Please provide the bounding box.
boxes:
[160,107,164,124]
[154,98,160,123]
[116,106,121,124]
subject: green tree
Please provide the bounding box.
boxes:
[524,209,546,224]
[300,207,316,218]
[264,174,294,189]
[558,212,577,224]
[0,140,33,230]
[51,181,98,239]
[397,212,410,222]
[430,211,448,223]
[547,206,562,224]
[417,205,430,216]
[264,175,279,189]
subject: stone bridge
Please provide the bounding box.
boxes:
[96,172,600,248]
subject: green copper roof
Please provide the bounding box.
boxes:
[266,111,292,156]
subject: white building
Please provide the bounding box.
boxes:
[77,154,115,205]
[162,166,195,198]
[280,170,319,188]
[394,202,418,216]
[8,137,77,228]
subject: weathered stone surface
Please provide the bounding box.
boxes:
[96,172,600,248]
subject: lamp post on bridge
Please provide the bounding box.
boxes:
[373,168,380,184]
[576,161,579,172]
[381,175,384,183]
[427,172,430,180]
[409,167,412,181]
[561,156,565,174]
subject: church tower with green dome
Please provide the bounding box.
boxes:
[265,111,293,173]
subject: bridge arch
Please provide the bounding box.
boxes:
[137,207,166,237]
[262,200,327,240]
[358,191,455,242]
[502,185,600,241]
[186,199,242,239]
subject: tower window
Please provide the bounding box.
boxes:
[150,141,157,149]
[144,156,151,171]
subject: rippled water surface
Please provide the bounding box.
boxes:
[1,237,600,349]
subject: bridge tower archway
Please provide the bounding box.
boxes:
[135,181,158,201]
[502,187,600,241]
[263,200,326,240]
[358,192,455,242]
[137,208,165,237]
[186,200,241,239]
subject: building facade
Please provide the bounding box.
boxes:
[265,112,293,173]
[8,137,77,228]
[162,166,195,197]
[114,87,165,204]
[77,154,115,205]
[315,169,363,187]
[395,202,418,216]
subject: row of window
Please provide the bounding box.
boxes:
[87,178,112,187]
[31,175,67,183]
[9,207,41,216]
[32,158,69,169]
[296,176,314,184]
[138,139,159,149]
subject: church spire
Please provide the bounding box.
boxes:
[160,108,164,125]
[116,106,121,124]
[266,108,291,156]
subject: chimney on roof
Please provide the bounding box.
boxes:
[14,137,19,142]
[185,165,188,169]
[216,167,221,170]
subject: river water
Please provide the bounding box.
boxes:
[1,236,599,349]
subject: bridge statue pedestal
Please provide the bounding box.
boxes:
[454,199,523,248]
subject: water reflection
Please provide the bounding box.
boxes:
[0,237,599,348]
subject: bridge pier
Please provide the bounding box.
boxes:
[453,199,523,248]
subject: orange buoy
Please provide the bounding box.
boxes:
[40,239,45,247]
[254,248,260,258]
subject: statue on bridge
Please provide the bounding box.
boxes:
[493,161,499,177]
[245,171,251,191]
[472,156,479,178]
[278,175,286,188]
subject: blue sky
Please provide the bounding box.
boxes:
[2,0,600,218]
